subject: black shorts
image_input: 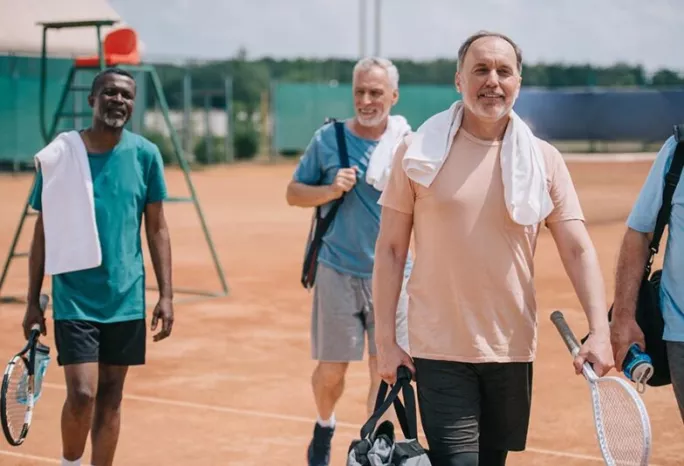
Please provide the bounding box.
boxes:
[413,358,533,459]
[54,319,146,366]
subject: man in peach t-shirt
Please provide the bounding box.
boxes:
[372,31,614,466]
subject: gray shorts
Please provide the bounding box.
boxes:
[667,341,684,423]
[311,263,409,362]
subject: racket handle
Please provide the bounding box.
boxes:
[550,310,581,356]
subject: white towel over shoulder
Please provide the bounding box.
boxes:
[365,114,412,191]
[34,130,102,275]
[402,101,554,225]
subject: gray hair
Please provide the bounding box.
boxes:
[457,30,523,73]
[353,57,399,89]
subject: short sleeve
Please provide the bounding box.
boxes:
[542,142,585,225]
[146,144,168,204]
[626,136,677,233]
[29,168,43,211]
[378,137,416,214]
[292,132,323,185]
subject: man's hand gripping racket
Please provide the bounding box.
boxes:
[1,294,51,446]
[551,310,652,466]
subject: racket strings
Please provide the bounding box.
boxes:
[3,358,31,440]
[593,378,649,465]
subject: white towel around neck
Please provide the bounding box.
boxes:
[365,114,412,191]
[34,130,102,275]
[402,100,554,225]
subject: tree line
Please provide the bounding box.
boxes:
[149,51,684,114]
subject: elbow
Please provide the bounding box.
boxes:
[376,239,407,268]
[285,182,297,206]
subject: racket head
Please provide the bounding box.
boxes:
[1,355,33,446]
[0,294,48,446]
[589,375,652,465]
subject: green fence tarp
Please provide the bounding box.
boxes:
[272,81,460,153]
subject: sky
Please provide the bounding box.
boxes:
[108,0,682,73]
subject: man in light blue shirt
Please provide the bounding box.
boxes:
[286,57,411,466]
[611,132,684,423]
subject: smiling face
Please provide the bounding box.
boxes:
[455,35,522,123]
[88,73,136,129]
[352,65,398,128]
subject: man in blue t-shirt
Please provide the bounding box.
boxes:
[286,57,411,466]
[611,133,684,424]
[22,68,174,466]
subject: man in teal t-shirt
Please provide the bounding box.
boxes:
[22,68,174,466]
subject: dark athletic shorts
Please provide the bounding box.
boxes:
[413,358,533,458]
[54,319,146,366]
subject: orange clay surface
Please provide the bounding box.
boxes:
[0,155,682,465]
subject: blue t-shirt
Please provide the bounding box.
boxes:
[627,136,684,342]
[29,130,168,323]
[294,122,411,279]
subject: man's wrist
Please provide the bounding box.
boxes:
[375,332,396,349]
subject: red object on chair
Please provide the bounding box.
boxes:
[74,27,141,67]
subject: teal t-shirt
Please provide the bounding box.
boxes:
[29,130,168,323]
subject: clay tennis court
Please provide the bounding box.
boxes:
[0,154,682,465]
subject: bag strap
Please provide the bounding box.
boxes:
[645,124,684,277]
[359,366,418,440]
[333,120,351,170]
[299,120,351,288]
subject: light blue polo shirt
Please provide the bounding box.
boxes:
[294,121,411,279]
[627,136,684,342]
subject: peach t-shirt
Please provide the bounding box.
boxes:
[379,128,584,363]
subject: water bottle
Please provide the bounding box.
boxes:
[622,344,654,394]
[16,343,51,405]
[33,343,51,402]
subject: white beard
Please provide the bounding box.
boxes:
[103,115,126,128]
[356,109,389,128]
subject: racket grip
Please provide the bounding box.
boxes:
[550,310,581,356]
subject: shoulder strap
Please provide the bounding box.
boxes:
[333,121,350,169]
[646,124,684,275]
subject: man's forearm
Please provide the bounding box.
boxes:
[27,216,45,305]
[372,245,407,347]
[147,223,173,299]
[562,241,610,334]
[613,228,651,319]
[286,182,340,208]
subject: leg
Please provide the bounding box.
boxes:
[367,356,382,417]
[667,341,684,423]
[311,361,349,421]
[478,362,534,462]
[54,320,101,463]
[308,264,365,466]
[90,365,129,466]
[90,319,146,466]
[413,358,481,466]
[62,364,99,462]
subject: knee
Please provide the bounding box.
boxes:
[313,363,348,389]
[96,380,124,412]
[66,385,96,413]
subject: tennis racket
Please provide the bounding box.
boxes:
[550,310,651,466]
[1,294,50,446]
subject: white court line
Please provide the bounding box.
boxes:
[563,153,658,163]
[37,382,659,465]
[0,449,60,464]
